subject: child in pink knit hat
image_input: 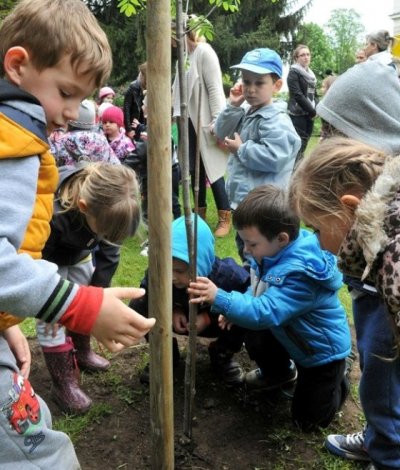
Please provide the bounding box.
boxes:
[97,86,115,120]
[101,105,135,162]
[98,86,115,103]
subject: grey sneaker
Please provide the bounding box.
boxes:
[245,361,297,391]
[325,430,370,461]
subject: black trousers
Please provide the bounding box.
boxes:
[292,359,346,431]
[289,114,314,162]
[245,329,346,431]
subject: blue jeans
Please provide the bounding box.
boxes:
[352,291,400,469]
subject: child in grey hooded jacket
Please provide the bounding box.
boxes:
[214,48,301,211]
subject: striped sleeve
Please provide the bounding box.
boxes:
[36,280,103,335]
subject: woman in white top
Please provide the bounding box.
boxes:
[172,15,231,237]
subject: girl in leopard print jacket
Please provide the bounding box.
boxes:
[290,136,400,470]
[290,137,400,337]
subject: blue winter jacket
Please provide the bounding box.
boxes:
[214,103,301,209]
[212,229,351,367]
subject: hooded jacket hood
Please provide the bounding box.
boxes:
[172,215,215,276]
[317,60,400,154]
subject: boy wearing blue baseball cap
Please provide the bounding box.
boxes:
[214,48,301,259]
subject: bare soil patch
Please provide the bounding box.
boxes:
[29,331,363,470]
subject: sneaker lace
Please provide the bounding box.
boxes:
[346,430,365,447]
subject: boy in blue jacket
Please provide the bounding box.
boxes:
[189,185,351,431]
[130,215,250,385]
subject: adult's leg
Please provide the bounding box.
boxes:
[210,176,230,211]
[290,115,311,154]
[212,176,231,236]
[171,163,182,219]
[290,115,314,165]
[188,119,207,208]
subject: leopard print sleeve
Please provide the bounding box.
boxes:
[376,239,400,329]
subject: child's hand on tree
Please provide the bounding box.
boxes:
[188,277,218,304]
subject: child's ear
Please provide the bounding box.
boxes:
[340,194,360,212]
[277,231,289,246]
[77,198,88,213]
[4,47,30,85]
[273,79,283,92]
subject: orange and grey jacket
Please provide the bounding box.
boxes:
[0,79,102,333]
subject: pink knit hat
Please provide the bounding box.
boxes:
[101,105,124,128]
[98,86,115,101]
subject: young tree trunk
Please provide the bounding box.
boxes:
[146,0,174,468]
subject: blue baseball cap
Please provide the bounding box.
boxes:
[231,48,283,78]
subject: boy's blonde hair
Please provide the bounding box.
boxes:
[289,137,386,225]
[0,0,112,87]
[58,163,141,244]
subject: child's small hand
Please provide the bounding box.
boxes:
[91,287,156,352]
[229,82,245,107]
[3,325,31,378]
[224,132,242,153]
[196,312,211,334]
[188,277,218,304]
[173,310,188,334]
[218,314,233,331]
[131,118,140,129]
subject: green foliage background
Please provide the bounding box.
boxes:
[0,1,367,88]
[85,0,313,85]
